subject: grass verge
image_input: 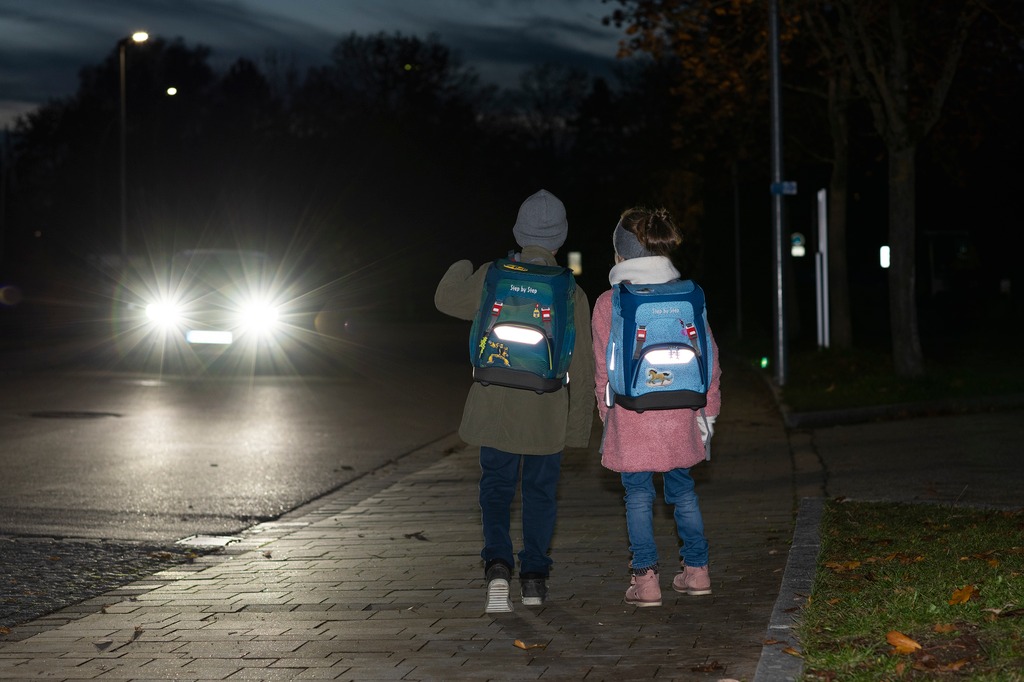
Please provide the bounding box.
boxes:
[775,347,1024,413]
[798,500,1024,681]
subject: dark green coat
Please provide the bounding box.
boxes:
[434,246,595,455]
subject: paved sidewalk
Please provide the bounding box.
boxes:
[0,365,795,681]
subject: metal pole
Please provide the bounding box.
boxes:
[816,189,830,348]
[732,162,742,340]
[769,0,787,385]
[0,127,8,267]
[119,40,128,276]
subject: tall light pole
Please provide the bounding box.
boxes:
[119,30,148,275]
[768,1,788,386]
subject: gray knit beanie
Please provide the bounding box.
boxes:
[513,189,568,251]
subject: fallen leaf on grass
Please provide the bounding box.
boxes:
[824,560,861,573]
[933,623,957,633]
[887,631,922,655]
[513,639,546,650]
[948,584,978,605]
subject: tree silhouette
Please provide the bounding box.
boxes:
[831,0,982,376]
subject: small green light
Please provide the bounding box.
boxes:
[760,356,769,369]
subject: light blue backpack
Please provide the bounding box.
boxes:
[605,279,712,412]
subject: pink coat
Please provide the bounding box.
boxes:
[591,261,722,473]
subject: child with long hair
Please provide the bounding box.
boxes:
[591,207,722,606]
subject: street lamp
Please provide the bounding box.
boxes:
[119,30,148,274]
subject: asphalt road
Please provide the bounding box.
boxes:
[0,322,471,542]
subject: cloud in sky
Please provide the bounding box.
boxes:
[0,0,625,127]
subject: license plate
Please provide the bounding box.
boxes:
[186,330,233,345]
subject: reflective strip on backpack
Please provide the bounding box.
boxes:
[632,325,647,360]
[485,300,504,332]
[684,322,701,358]
[541,306,553,338]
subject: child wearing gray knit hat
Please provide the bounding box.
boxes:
[433,188,594,615]
[513,189,568,251]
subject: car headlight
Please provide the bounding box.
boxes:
[145,300,183,327]
[239,298,279,334]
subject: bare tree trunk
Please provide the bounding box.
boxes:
[888,144,924,376]
[827,67,853,349]
[832,0,980,377]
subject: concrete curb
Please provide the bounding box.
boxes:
[754,497,824,682]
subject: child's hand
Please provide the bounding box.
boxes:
[698,415,717,444]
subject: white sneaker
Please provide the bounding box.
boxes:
[485,563,513,613]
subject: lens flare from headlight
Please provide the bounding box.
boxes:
[240,298,279,334]
[145,300,183,328]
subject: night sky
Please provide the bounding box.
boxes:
[0,0,623,127]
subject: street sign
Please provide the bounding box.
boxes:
[770,181,798,195]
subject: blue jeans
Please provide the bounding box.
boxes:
[479,446,562,576]
[621,468,708,571]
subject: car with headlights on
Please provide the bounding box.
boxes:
[115,248,319,373]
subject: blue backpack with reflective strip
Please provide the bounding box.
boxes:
[605,279,712,412]
[469,258,576,393]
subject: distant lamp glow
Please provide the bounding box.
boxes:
[493,325,544,345]
[166,87,177,96]
[790,232,806,258]
[880,245,891,269]
[760,356,770,369]
[132,31,149,43]
[568,251,582,276]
